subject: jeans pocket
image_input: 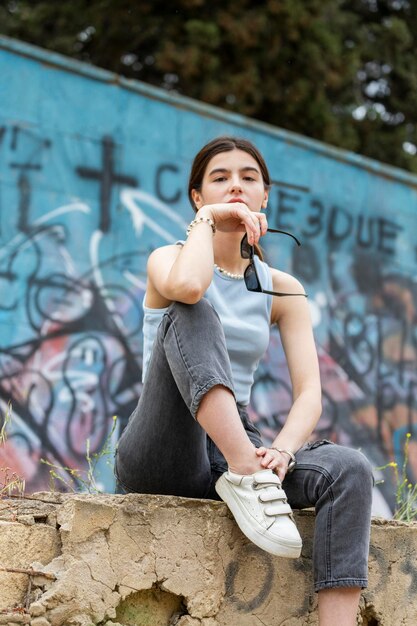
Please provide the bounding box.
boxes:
[303,438,335,451]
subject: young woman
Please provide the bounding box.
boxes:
[115,136,373,626]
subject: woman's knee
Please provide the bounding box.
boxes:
[309,443,374,491]
[169,298,218,321]
[340,446,373,478]
[165,298,224,339]
[331,446,374,500]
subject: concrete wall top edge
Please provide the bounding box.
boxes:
[15,491,417,525]
[2,34,417,188]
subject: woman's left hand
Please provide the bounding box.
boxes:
[256,446,289,482]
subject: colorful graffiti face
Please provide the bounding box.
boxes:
[1,41,416,517]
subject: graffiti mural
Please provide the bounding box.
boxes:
[0,37,416,514]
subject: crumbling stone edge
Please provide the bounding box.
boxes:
[0,492,416,626]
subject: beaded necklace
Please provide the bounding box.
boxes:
[214,264,244,280]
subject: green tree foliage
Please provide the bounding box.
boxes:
[1,0,417,172]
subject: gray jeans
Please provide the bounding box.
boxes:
[115,299,373,591]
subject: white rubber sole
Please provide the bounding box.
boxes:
[215,474,302,558]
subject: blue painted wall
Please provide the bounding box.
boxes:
[1,36,416,513]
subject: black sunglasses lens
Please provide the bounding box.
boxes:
[240,235,252,259]
[244,263,261,292]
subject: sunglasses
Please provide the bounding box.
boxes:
[241,228,307,298]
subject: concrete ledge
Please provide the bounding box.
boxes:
[0,493,416,626]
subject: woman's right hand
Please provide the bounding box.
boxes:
[196,203,267,245]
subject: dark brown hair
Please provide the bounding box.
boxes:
[188,136,271,259]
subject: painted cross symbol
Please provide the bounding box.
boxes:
[76,135,138,232]
[8,125,52,232]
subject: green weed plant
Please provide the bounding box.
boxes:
[376,433,417,522]
[0,402,26,498]
[40,415,118,494]
[1,404,118,497]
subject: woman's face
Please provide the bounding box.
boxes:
[192,149,269,212]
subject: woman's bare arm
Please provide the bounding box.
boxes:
[146,220,215,306]
[256,269,322,479]
[147,203,264,305]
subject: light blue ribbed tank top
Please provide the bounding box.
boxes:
[142,255,273,405]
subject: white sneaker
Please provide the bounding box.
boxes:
[215,469,302,558]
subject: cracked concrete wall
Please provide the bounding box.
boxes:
[0,493,416,626]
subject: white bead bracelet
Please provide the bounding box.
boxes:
[186,216,216,237]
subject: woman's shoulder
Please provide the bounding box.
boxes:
[269,266,305,293]
[269,267,308,324]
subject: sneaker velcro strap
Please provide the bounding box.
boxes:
[264,502,293,516]
[253,472,282,486]
[258,487,287,502]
